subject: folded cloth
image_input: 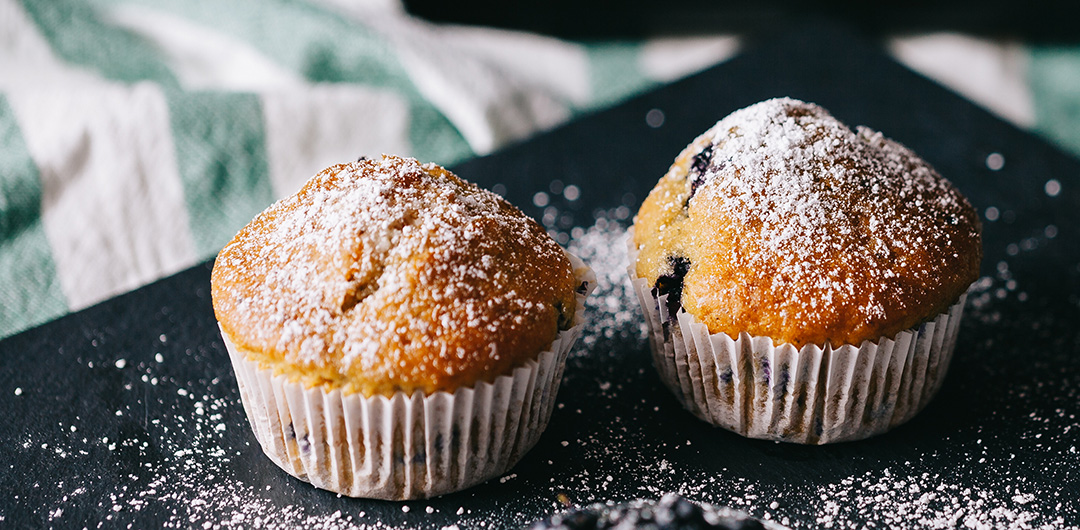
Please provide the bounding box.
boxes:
[0,0,739,338]
[2,0,1077,341]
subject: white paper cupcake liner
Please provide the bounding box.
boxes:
[629,243,966,444]
[223,255,593,500]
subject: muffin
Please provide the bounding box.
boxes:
[212,155,592,499]
[630,98,981,444]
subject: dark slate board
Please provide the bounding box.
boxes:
[2,24,1078,529]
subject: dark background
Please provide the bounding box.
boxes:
[403,0,1080,42]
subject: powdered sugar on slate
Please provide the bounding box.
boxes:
[567,217,648,353]
[14,206,1078,529]
[14,132,1076,529]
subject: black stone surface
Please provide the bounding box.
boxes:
[2,24,1079,529]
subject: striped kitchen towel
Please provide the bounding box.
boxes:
[0,0,738,338]
[1,0,1078,340]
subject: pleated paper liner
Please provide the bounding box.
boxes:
[223,255,593,499]
[628,241,966,444]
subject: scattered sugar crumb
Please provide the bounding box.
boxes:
[10,181,1076,530]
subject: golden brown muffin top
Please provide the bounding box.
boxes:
[212,155,582,397]
[633,98,981,348]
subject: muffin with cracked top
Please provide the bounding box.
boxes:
[213,155,592,498]
[630,98,981,444]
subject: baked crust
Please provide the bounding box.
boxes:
[633,98,981,348]
[212,155,579,396]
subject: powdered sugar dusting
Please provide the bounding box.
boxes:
[211,155,577,394]
[9,122,1078,528]
[8,199,1079,528]
[635,98,981,346]
[567,217,648,354]
[812,468,1069,529]
[692,99,970,270]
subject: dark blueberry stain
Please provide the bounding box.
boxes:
[651,255,690,321]
[554,300,573,330]
[451,426,462,450]
[761,357,771,385]
[720,369,733,384]
[356,155,369,162]
[685,144,715,208]
[285,423,296,440]
[575,281,590,295]
[777,365,790,391]
[298,431,311,454]
[691,144,713,175]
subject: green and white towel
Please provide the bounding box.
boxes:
[1,0,1077,340]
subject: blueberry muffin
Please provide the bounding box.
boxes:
[213,155,592,498]
[630,98,981,444]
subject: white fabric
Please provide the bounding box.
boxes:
[639,35,741,83]
[0,0,109,90]
[889,33,1036,128]
[262,85,414,198]
[105,4,305,92]
[9,83,197,310]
